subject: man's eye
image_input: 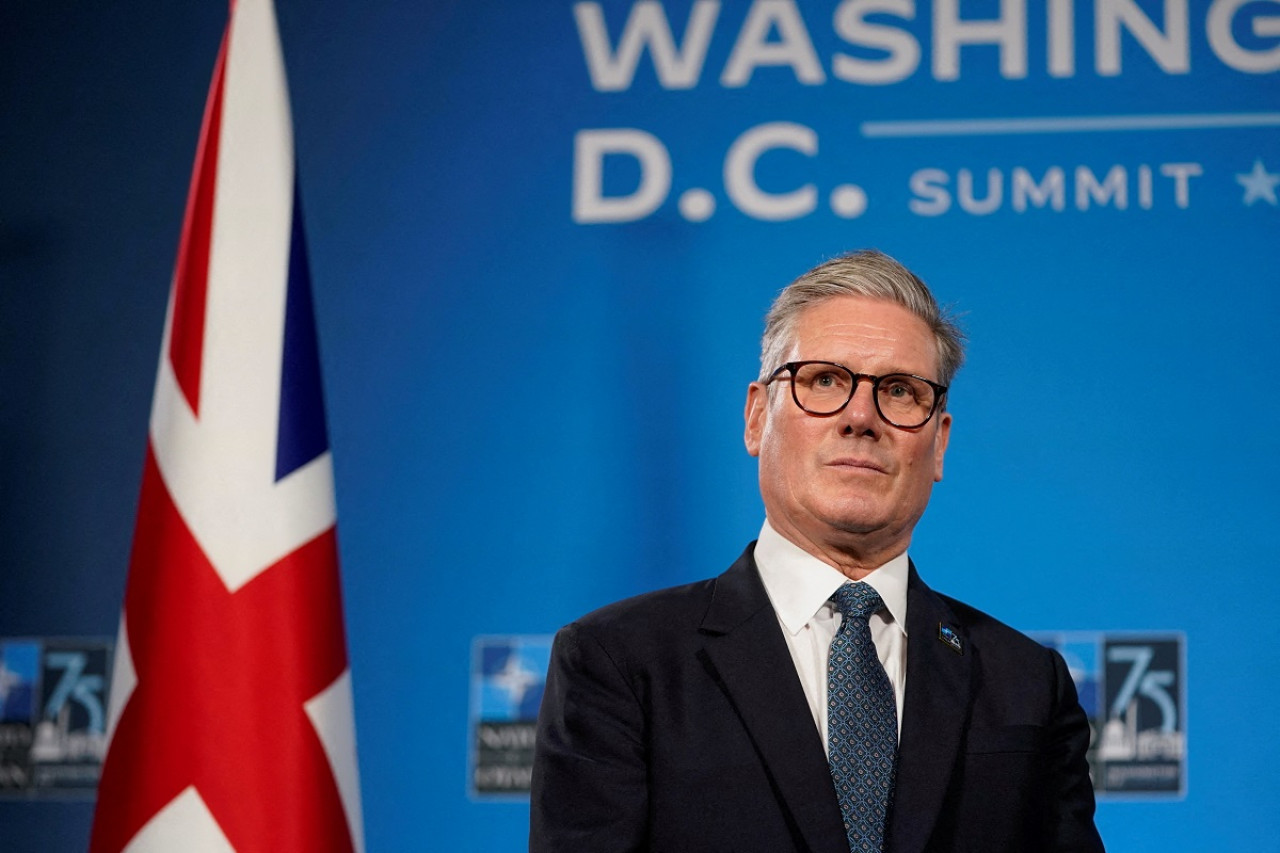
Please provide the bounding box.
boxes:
[885,382,912,398]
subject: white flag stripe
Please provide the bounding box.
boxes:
[122,787,237,853]
[103,612,136,746]
[305,670,367,853]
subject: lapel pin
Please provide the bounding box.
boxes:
[938,623,964,654]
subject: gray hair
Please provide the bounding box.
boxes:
[758,249,966,389]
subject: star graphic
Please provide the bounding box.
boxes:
[1236,159,1280,206]
[91,451,353,853]
[491,652,538,708]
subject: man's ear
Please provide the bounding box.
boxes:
[744,382,767,457]
[933,411,952,482]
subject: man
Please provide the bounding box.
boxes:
[530,250,1103,853]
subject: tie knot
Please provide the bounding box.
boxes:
[830,582,884,621]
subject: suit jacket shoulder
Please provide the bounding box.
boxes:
[937,590,1054,655]
[569,575,719,648]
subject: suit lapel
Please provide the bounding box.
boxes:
[698,549,850,853]
[886,564,974,853]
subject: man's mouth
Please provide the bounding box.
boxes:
[826,457,888,474]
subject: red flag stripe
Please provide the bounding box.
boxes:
[167,26,229,416]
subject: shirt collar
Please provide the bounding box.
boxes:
[754,519,910,637]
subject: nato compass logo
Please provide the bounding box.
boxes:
[1035,632,1185,797]
[469,635,551,797]
[0,637,113,795]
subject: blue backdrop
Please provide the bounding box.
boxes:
[3,0,1279,850]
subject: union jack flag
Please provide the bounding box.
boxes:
[90,1,364,850]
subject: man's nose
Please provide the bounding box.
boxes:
[838,378,881,435]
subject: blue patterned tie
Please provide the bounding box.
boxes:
[827,582,897,852]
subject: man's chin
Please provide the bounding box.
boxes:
[815,498,892,533]
[809,511,893,542]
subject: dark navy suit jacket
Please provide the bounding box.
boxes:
[530,545,1104,853]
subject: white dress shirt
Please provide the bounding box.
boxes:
[753,520,909,752]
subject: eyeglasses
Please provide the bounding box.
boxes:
[764,361,948,429]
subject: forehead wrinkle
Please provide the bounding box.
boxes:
[791,320,936,377]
